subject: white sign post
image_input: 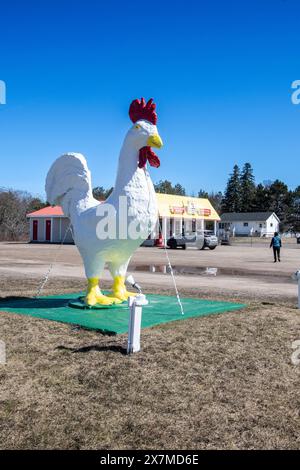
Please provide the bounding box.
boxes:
[292,270,300,309]
[127,294,148,354]
[0,340,6,365]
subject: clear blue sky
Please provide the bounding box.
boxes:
[0,0,299,199]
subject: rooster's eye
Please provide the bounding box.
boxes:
[135,125,141,130]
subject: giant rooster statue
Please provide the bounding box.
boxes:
[46,98,163,306]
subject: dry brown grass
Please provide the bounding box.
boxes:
[0,276,300,450]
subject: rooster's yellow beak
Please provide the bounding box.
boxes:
[147,134,163,148]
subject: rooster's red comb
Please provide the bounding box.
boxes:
[129,97,157,125]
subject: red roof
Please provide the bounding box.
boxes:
[27,206,64,217]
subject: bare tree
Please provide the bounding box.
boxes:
[0,189,46,241]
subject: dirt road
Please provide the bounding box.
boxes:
[0,241,299,303]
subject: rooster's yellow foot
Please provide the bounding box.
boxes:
[109,289,137,302]
[108,275,137,302]
[85,291,115,306]
[85,277,118,306]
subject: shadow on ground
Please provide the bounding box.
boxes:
[56,344,127,355]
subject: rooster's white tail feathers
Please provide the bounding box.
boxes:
[45,153,93,217]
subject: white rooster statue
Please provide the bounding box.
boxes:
[46,98,163,306]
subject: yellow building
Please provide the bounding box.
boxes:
[155,193,220,243]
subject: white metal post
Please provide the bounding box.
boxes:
[127,294,148,354]
[179,218,183,236]
[292,271,300,309]
[162,217,167,246]
[0,340,6,365]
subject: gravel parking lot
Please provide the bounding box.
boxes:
[0,241,299,303]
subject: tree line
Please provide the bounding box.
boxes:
[1,163,299,241]
[153,165,300,231]
[221,163,300,231]
[0,189,46,241]
[50,167,300,232]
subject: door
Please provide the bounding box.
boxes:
[33,220,38,241]
[45,220,51,242]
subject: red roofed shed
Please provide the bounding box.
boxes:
[26,206,73,243]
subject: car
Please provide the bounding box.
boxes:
[141,236,155,247]
[167,231,204,249]
[167,230,218,250]
[202,230,218,250]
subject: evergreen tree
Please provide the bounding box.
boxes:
[93,186,107,200]
[221,164,241,212]
[254,183,270,211]
[208,191,223,214]
[154,180,174,194]
[240,162,256,211]
[198,189,209,198]
[154,180,186,195]
[105,187,114,198]
[173,183,186,196]
[289,186,300,232]
[93,186,114,201]
[268,180,292,226]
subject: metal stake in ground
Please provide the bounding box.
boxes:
[126,276,148,354]
[292,270,300,309]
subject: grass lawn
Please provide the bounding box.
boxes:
[0,278,300,449]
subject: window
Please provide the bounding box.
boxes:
[259,224,262,228]
[270,223,273,227]
[219,222,230,229]
[243,222,248,227]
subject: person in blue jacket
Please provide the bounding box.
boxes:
[270,232,282,262]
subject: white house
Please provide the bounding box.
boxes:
[219,212,280,237]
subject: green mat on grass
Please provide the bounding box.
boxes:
[0,292,246,334]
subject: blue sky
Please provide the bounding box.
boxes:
[0,0,300,198]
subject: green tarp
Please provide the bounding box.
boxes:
[0,292,246,334]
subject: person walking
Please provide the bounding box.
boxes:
[270,231,282,262]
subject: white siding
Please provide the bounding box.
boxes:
[265,214,280,236]
[38,219,45,241]
[52,218,61,242]
[219,213,280,237]
[28,216,74,243]
[60,218,74,243]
